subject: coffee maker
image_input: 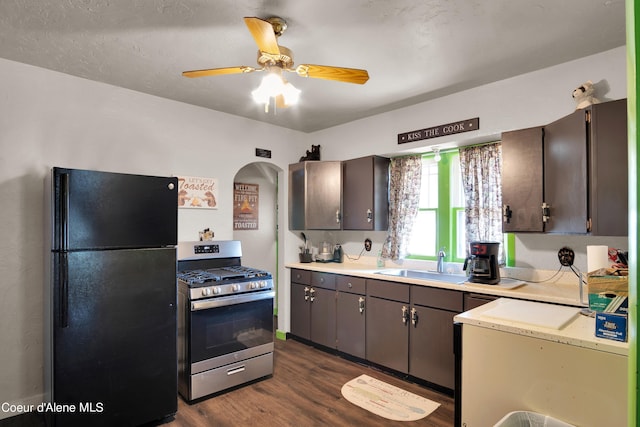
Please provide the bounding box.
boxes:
[463,241,501,284]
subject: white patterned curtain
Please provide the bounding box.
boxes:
[382,155,422,261]
[459,143,504,263]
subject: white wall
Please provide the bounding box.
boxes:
[307,46,628,272]
[0,45,628,416]
[0,57,303,418]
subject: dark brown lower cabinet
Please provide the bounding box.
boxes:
[409,305,458,389]
[292,272,466,392]
[364,280,463,390]
[290,281,311,340]
[309,286,337,348]
[409,286,463,390]
[336,276,366,358]
[366,295,409,372]
[365,279,410,372]
[290,270,337,348]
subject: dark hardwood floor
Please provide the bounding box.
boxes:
[0,338,454,427]
[163,338,455,427]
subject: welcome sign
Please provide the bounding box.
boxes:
[233,182,259,230]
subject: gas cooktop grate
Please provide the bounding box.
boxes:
[177,266,270,285]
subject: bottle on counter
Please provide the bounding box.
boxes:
[377,250,385,268]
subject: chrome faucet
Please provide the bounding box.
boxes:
[437,247,446,273]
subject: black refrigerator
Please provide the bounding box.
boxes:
[45,167,178,426]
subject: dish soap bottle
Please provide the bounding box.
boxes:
[376,250,385,268]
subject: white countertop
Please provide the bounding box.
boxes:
[286,261,584,307]
[454,298,628,356]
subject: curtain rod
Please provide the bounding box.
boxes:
[392,140,500,159]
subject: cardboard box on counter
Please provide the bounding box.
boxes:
[587,274,628,314]
[588,274,628,342]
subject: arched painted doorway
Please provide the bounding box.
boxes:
[232,162,280,313]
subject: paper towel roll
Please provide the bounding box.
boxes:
[587,245,609,273]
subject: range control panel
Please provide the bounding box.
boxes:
[194,244,220,254]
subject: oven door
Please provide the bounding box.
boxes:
[189,290,275,373]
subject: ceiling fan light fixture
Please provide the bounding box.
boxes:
[182,17,369,112]
[281,80,301,106]
[252,71,300,112]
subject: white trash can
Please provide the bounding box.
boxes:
[494,411,575,427]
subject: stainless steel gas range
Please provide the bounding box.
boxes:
[177,241,275,401]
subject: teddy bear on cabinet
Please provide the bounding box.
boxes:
[572,80,600,110]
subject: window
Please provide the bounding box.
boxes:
[407,150,466,262]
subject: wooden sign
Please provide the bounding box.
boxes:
[233,182,259,230]
[177,176,218,209]
[398,117,479,144]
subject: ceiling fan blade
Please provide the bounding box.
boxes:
[295,64,369,84]
[182,66,256,78]
[244,17,280,55]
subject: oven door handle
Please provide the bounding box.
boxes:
[191,290,275,311]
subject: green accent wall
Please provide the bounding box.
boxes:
[505,233,516,267]
[438,152,452,259]
[627,1,638,425]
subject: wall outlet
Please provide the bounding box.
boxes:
[558,247,575,267]
[364,238,372,252]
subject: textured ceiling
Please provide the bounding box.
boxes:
[0,0,626,133]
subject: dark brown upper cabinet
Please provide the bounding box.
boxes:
[289,155,389,231]
[342,155,390,231]
[501,98,627,235]
[289,161,342,230]
[502,126,545,232]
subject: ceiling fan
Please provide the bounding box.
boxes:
[182,17,369,110]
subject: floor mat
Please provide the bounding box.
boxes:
[340,374,441,422]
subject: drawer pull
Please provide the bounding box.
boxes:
[227,365,246,376]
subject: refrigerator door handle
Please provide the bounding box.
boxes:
[60,172,70,251]
[59,253,69,328]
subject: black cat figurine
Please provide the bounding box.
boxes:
[299,145,321,161]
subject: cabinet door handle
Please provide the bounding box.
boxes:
[411,307,418,326]
[358,296,365,314]
[366,208,372,223]
[541,202,550,223]
[401,305,409,325]
[309,287,316,302]
[503,204,512,223]
[336,209,341,224]
[304,286,310,301]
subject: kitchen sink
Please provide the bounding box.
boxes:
[376,269,466,284]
